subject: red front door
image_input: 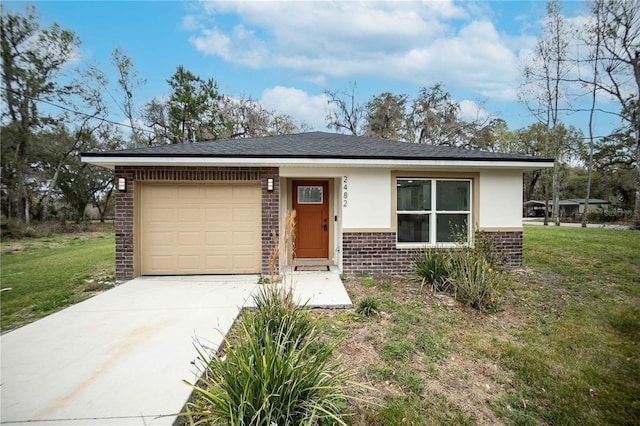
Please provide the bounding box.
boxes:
[293,180,329,258]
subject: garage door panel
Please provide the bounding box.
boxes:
[147,231,174,247]
[177,186,202,199]
[178,208,203,222]
[206,207,231,222]
[232,185,259,199]
[150,208,176,223]
[232,231,258,246]
[205,231,230,246]
[205,255,228,270]
[205,185,231,199]
[141,183,261,275]
[232,255,257,270]
[177,255,201,270]
[232,206,260,222]
[146,255,177,273]
[177,232,201,247]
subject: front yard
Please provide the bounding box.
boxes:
[1,225,638,424]
[318,226,640,424]
[0,231,115,331]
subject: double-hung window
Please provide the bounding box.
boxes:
[396,178,471,245]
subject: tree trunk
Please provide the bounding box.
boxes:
[543,169,550,226]
[42,165,63,221]
[633,130,640,229]
[552,157,561,225]
[96,187,113,223]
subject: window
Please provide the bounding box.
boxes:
[297,186,323,204]
[397,178,471,245]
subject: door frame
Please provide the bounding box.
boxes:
[289,179,334,264]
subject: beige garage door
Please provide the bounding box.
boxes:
[140,183,261,275]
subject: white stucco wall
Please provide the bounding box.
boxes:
[280,167,391,229]
[478,170,523,229]
[280,167,524,230]
[341,169,391,229]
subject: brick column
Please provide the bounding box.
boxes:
[259,168,280,275]
[114,166,134,281]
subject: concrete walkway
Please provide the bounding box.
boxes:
[1,272,351,425]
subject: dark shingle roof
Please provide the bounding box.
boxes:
[82,131,550,163]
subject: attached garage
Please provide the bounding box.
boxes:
[139,182,261,275]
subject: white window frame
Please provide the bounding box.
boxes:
[396,178,472,247]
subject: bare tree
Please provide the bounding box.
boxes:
[324,82,363,135]
[112,48,146,147]
[142,98,171,146]
[520,0,574,225]
[582,5,603,228]
[588,0,640,229]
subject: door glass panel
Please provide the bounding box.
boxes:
[297,186,323,204]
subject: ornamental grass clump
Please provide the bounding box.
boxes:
[446,246,500,312]
[184,286,356,426]
[446,232,502,312]
[411,247,450,294]
[357,296,380,317]
[410,232,502,312]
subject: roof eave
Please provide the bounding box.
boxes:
[81,155,554,171]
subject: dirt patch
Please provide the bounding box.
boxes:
[313,275,525,424]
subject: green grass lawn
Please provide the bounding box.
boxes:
[497,225,640,425]
[313,225,640,425]
[1,232,115,331]
[3,225,639,424]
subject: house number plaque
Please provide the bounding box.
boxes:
[343,176,348,208]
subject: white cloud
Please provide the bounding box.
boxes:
[186,1,531,102]
[458,100,490,122]
[259,86,330,130]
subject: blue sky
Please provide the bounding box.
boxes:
[4,1,622,139]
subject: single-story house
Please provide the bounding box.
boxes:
[523,199,611,218]
[82,132,553,281]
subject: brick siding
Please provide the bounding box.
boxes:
[342,232,415,275]
[342,230,523,275]
[113,166,279,281]
[479,230,523,269]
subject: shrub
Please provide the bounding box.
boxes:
[184,286,355,425]
[357,296,380,317]
[410,232,502,312]
[411,247,450,294]
[446,246,501,312]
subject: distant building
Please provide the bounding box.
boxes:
[523,199,611,219]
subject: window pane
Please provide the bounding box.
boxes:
[398,214,430,243]
[436,214,468,243]
[297,186,323,204]
[397,180,431,211]
[436,181,470,211]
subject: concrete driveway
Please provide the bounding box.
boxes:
[1,271,352,425]
[1,275,259,425]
